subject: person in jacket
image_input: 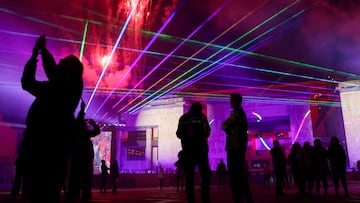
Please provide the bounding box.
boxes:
[176,102,211,203]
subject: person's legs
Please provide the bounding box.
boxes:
[198,154,211,203]
[322,174,328,195]
[176,175,180,192]
[24,136,67,203]
[183,150,196,203]
[184,163,196,203]
[340,171,349,196]
[218,175,221,188]
[275,171,284,195]
[67,162,81,199]
[112,176,117,193]
[82,164,93,200]
[221,175,226,188]
[332,171,340,196]
[314,174,320,193]
[10,166,22,198]
[181,175,184,191]
[263,174,270,188]
[239,163,254,203]
[159,178,163,190]
[227,151,243,203]
[100,175,108,193]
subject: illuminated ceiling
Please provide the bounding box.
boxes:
[1,0,360,124]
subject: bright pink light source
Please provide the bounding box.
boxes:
[100,55,111,67]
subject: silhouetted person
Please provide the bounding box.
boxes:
[176,102,211,203]
[302,141,315,194]
[110,160,119,193]
[327,137,349,197]
[67,99,100,201]
[216,159,227,188]
[100,160,109,193]
[21,35,83,203]
[288,142,305,195]
[174,151,185,192]
[158,165,164,190]
[263,160,272,189]
[10,140,27,199]
[313,138,329,196]
[270,139,287,196]
[222,93,254,203]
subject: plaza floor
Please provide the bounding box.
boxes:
[1,180,360,203]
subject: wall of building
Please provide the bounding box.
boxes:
[116,98,185,171]
[339,80,360,168]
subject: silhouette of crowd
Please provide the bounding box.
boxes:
[276,137,349,198]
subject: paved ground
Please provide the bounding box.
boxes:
[1,180,360,203]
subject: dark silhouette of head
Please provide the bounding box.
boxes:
[314,138,322,148]
[230,93,242,109]
[273,139,280,148]
[304,141,311,149]
[189,102,202,115]
[58,55,83,81]
[292,142,301,151]
[330,136,340,146]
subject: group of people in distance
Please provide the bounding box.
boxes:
[272,136,349,197]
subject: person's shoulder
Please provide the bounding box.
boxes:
[232,107,245,115]
[178,114,186,122]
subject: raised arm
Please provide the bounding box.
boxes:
[76,99,86,121]
[37,35,57,81]
[21,36,44,96]
[87,119,101,137]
